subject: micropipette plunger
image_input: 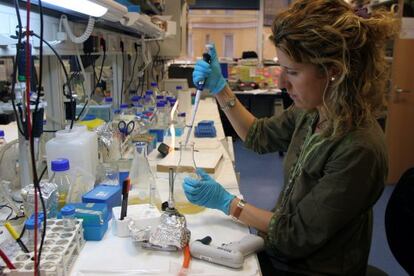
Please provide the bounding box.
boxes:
[184,47,212,146]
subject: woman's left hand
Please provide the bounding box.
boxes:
[183,168,235,214]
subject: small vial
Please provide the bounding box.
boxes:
[120,103,129,115]
[25,218,40,252]
[61,205,76,230]
[0,130,6,147]
[104,97,114,120]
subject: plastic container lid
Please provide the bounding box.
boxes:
[131,95,141,102]
[145,90,154,95]
[133,103,143,108]
[156,102,165,108]
[120,104,129,109]
[0,130,4,137]
[61,205,76,216]
[150,82,157,87]
[29,212,45,222]
[178,112,186,117]
[176,85,182,90]
[82,114,96,121]
[104,97,113,103]
[156,95,164,100]
[113,108,121,114]
[25,218,41,230]
[51,158,70,172]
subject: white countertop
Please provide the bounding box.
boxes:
[70,97,261,275]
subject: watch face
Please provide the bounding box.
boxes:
[229,98,236,107]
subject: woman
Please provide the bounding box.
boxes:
[184,0,398,274]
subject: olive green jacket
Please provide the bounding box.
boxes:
[244,107,388,275]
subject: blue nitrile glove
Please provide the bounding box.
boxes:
[192,44,227,94]
[183,168,235,214]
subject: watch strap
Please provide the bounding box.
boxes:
[232,198,246,220]
[221,97,236,111]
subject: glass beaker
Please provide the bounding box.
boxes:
[173,141,205,214]
[129,142,161,209]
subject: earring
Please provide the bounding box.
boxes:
[330,76,336,82]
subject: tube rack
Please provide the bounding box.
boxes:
[3,218,85,276]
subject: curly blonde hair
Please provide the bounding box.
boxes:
[271,0,399,138]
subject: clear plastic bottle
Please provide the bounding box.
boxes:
[175,112,186,136]
[150,82,160,98]
[131,95,144,113]
[0,130,6,148]
[144,90,156,110]
[120,103,130,115]
[103,97,114,120]
[50,158,72,211]
[129,142,161,209]
[174,141,204,214]
[61,205,76,230]
[24,217,40,252]
[156,101,168,129]
[175,85,182,97]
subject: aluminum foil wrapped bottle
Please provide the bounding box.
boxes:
[21,181,58,218]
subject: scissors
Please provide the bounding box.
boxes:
[118,120,135,138]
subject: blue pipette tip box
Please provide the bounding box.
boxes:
[195,120,216,137]
[69,202,109,241]
[82,185,122,216]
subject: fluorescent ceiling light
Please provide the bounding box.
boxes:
[42,0,108,17]
[92,0,128,22]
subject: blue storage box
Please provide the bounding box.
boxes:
[70,203,109,241]
[76,104,112,122]
[82,185,122,215]
[195,120,216,137]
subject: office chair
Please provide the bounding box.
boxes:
[384,167,414,275]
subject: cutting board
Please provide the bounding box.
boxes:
[156,149,223,174]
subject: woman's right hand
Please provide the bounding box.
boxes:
[192,44,227,95]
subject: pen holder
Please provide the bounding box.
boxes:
[112,204,161,238]
[112,216,132,237]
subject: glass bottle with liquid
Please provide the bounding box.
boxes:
[173,141,205,214]
[129,142,161,209]
[0,130,6,147]
[50,158,72,211]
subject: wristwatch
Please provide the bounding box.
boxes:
[221,97,237,111]
[231,198,246,220]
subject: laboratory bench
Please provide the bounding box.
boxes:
[0,98,261,275]
[69,97,261,275]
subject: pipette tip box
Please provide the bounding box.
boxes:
[195,120,216,137]
[71,202,109,241]
[82,184,122,215]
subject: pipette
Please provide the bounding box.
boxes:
[184,47,212,146]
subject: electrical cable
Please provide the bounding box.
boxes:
[124,44,139,97]
[13,1,48,273]
[30,32,75,129]
[76,40,106,121]
[23,2,39,275]
[61,15,95,44]
[11,0,25,136]
[0,205,14,221]
[120,41,125,105]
